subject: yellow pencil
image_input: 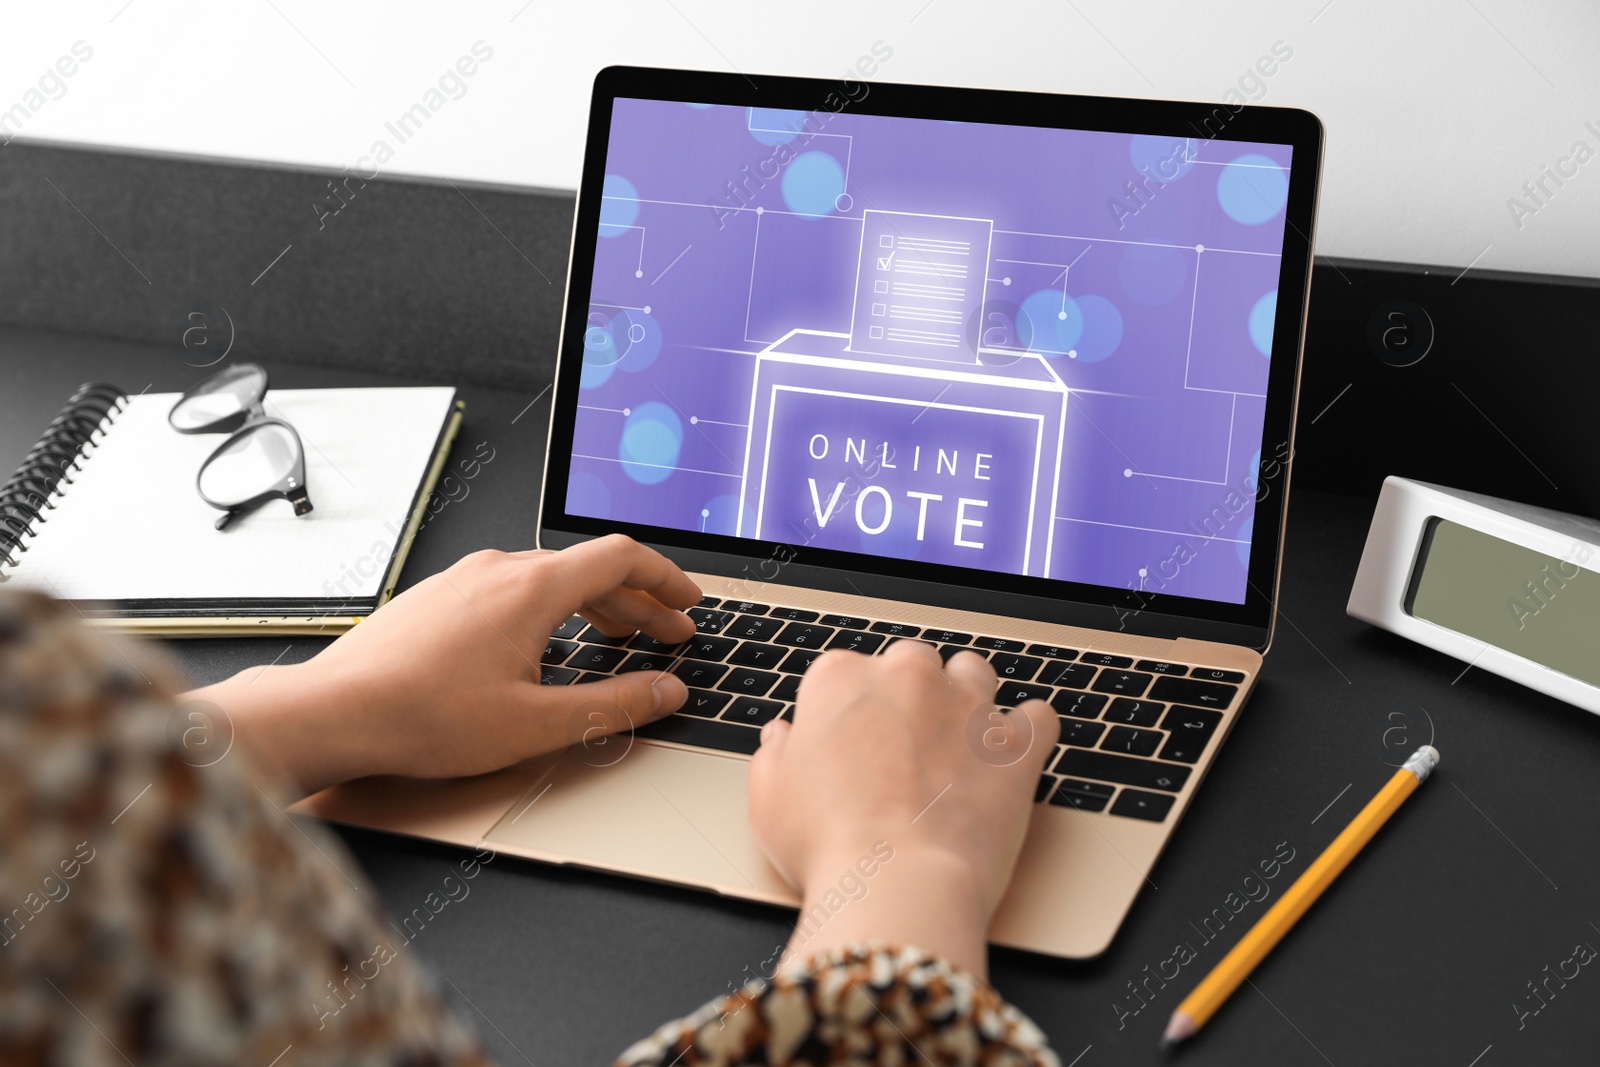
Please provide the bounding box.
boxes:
[1161,745,1441,1048]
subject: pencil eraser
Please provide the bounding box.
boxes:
[1422,745,1440,767]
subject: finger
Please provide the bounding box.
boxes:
[1013,699,1062,774]
[540,671,688,749]
[943,648,999,702]
[575,606,635,639]
[545,534,702,615]
[746,717,791,837]
[581,586,697,642]
[880,638,946,682]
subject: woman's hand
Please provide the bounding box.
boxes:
[187,534,700,797]
[747,641,1059,978]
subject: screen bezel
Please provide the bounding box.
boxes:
[539,65,1325,651]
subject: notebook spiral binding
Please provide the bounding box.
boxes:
[0,383,128,579]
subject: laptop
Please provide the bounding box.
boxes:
[298,67,1323,959]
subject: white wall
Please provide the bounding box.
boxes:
[3,0,1597,277]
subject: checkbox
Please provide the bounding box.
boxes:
[874,280,889,293]
[879,234,894,248]
[869,326,884,339]
[871,303,886,316]
[876,256,893,271]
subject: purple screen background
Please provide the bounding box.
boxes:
[565,98,1292,605]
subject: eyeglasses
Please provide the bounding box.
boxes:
[168,363,313,531]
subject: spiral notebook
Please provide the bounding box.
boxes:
[1,382,462,635]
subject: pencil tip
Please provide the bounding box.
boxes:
[1157,1037,1173,1051]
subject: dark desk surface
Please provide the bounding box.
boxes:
[6,325,1598,1066]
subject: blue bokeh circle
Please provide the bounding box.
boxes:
[599,174,639,237]
[782,151,846,218]
[1217,155,1288,224]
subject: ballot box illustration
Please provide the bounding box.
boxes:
[736,339,1068,577]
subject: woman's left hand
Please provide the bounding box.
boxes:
[186,534,700,797]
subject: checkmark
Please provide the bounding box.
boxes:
[876,254,894,271]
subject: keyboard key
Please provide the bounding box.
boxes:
[1039,661,1097,689]
[1055,750,1191,792]
[687,607,735,634]
[997,682,1053,707]
[578,625,632,647]
[769,607,820,622]
[1059,720,1106,747]
[771,675,801,703]
[726,616,785,642]
[1111,789,1175,822]
[1080,652,1133,668]
[825,629,885,655]
[672,661,729,689]
[870,621,921,638]
[542,639,578,666]
[567,645,627,672]
[1135,659,1188,676]
[922,628,973,645]
[940,644,987,662]
[1035,774,1057,804]
[1158,706,1222,764]
[1027,643,1078,660]
[1052,691,1108,718]
[552,616,587,640]
[576,672,612,684]
[974,635,1026,653]
[721,697,785,726]
[1104,698,1165,727]
[627,632,685,653]
[774,622,835,648]
[990,653,1043,681]
[634,715,761,755]
[820,613,870,629]
[679,689,731,716]
[1191,667,1246,684]
[617,652,680,675]
[718,668,779,696]
[724,600,770,616]
[1048,778,1115,812]
[684,635,738,662]
[1091,670,1153,698]
[696,595,722,608]
[1150,676,1238,709]
[1103,726,1163,757]
[779,648,822,674]
[539,665,580,686]
[729,642,788,670]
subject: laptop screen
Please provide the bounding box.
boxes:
[549,72,1319,635]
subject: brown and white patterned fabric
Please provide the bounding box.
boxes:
[615,944,1059,1067]
[0,590,1058,1066]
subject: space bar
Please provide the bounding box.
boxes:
[1056,750,1191,792]
[634,715,762,755]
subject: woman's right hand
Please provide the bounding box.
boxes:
[746,640,1059,977]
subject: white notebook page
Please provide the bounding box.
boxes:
[11,387,455,603]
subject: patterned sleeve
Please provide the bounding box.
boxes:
[615,943,1059,1067]
[0,590,493,1067]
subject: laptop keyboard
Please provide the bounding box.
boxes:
[539,595,1245,824]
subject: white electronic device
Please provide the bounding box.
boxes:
[1349,476,1600,714]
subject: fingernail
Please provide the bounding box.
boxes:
[759,720,775,743]
[650,674,681,712]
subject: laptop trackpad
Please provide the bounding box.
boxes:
[484,741,795,899]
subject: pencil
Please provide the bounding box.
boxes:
[1161,745,1440,1049]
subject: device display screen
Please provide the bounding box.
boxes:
[564,95,1299,607]
[1406,517,1600,686]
